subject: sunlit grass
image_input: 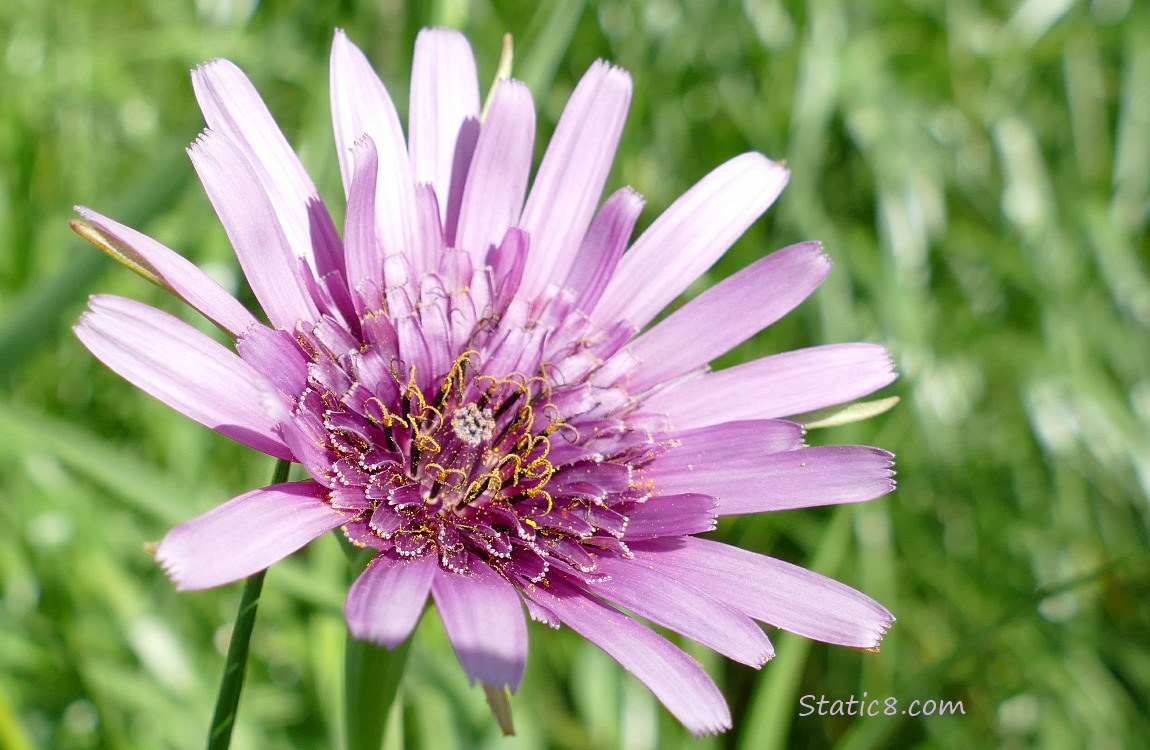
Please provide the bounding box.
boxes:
[2,1,1148,748]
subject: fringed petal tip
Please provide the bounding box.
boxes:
[524,597,560,629]
[692,719,734,739]
[588,57,633,83]
[848,600,896,653]
[881,346,899,377]
[743,635,775,671]
[191,57,228,76]
[186,128,211,153]
[153,540,200,592]
[856,614,896,653]
[875,447,898,474]
[680,713,736,736]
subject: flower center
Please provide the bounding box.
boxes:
[450,402,495,447]
[290,325,644,583]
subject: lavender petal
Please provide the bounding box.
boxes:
[644,343,898,429]
[632,538,894,649]
[525,576,732,737]
[595,153,789,329]
[345,553,437,648]
[628,242,831,391]
[73,207,259,339]
[187,130,320,330]
[75,295,291,459]
[431,562,528,690]
[156,481,344,590]
[591,555,774,666]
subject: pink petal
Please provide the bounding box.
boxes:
[623,493,717,540]
[563,187,645,313]
[454,79,535,261]
[74,207,259,339]
[487,227,529,310]
[627,242,830,392]
[191,59,345,284]
[156,481,344,590]
[644,343,898,429]
[590,555,774,667]
[431,562,527,690]
[412,183,446,280]
[408,28,480,227]
[344,134,382,308]
[519,61,632,298]
[187,130,320,330]
[646,444,896,514]
[632,537,894,649]
[75,294,291,459]
[594,153,789,329]
[524,598,560,628]
[525,576,731,736]
[330,30,416,268]
[235,324,309,399]
[654,419,805,468]
[345,553,437,648]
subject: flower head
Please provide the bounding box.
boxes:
[75,29,897,735]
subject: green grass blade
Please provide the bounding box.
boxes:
[204,458,291,750]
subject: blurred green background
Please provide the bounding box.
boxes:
[2,0,1149,748]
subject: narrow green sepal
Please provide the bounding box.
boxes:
[479,33,514,124]
[483,683,516,736]
[70,219,172,292]
[793,396,900,429]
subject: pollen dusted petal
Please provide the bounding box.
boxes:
[431,562,528,690]
[653,419,806,467]
[622,493,717,540]
[235,325,309,398]
[345,553,437,648]
[157,481,345,590]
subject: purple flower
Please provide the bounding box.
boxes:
[74,29,897,735]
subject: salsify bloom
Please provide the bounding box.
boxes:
[75,29,897,735]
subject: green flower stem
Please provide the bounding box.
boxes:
[206,457,292,750]
[343,546,412,750]
[344,629,411,750]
